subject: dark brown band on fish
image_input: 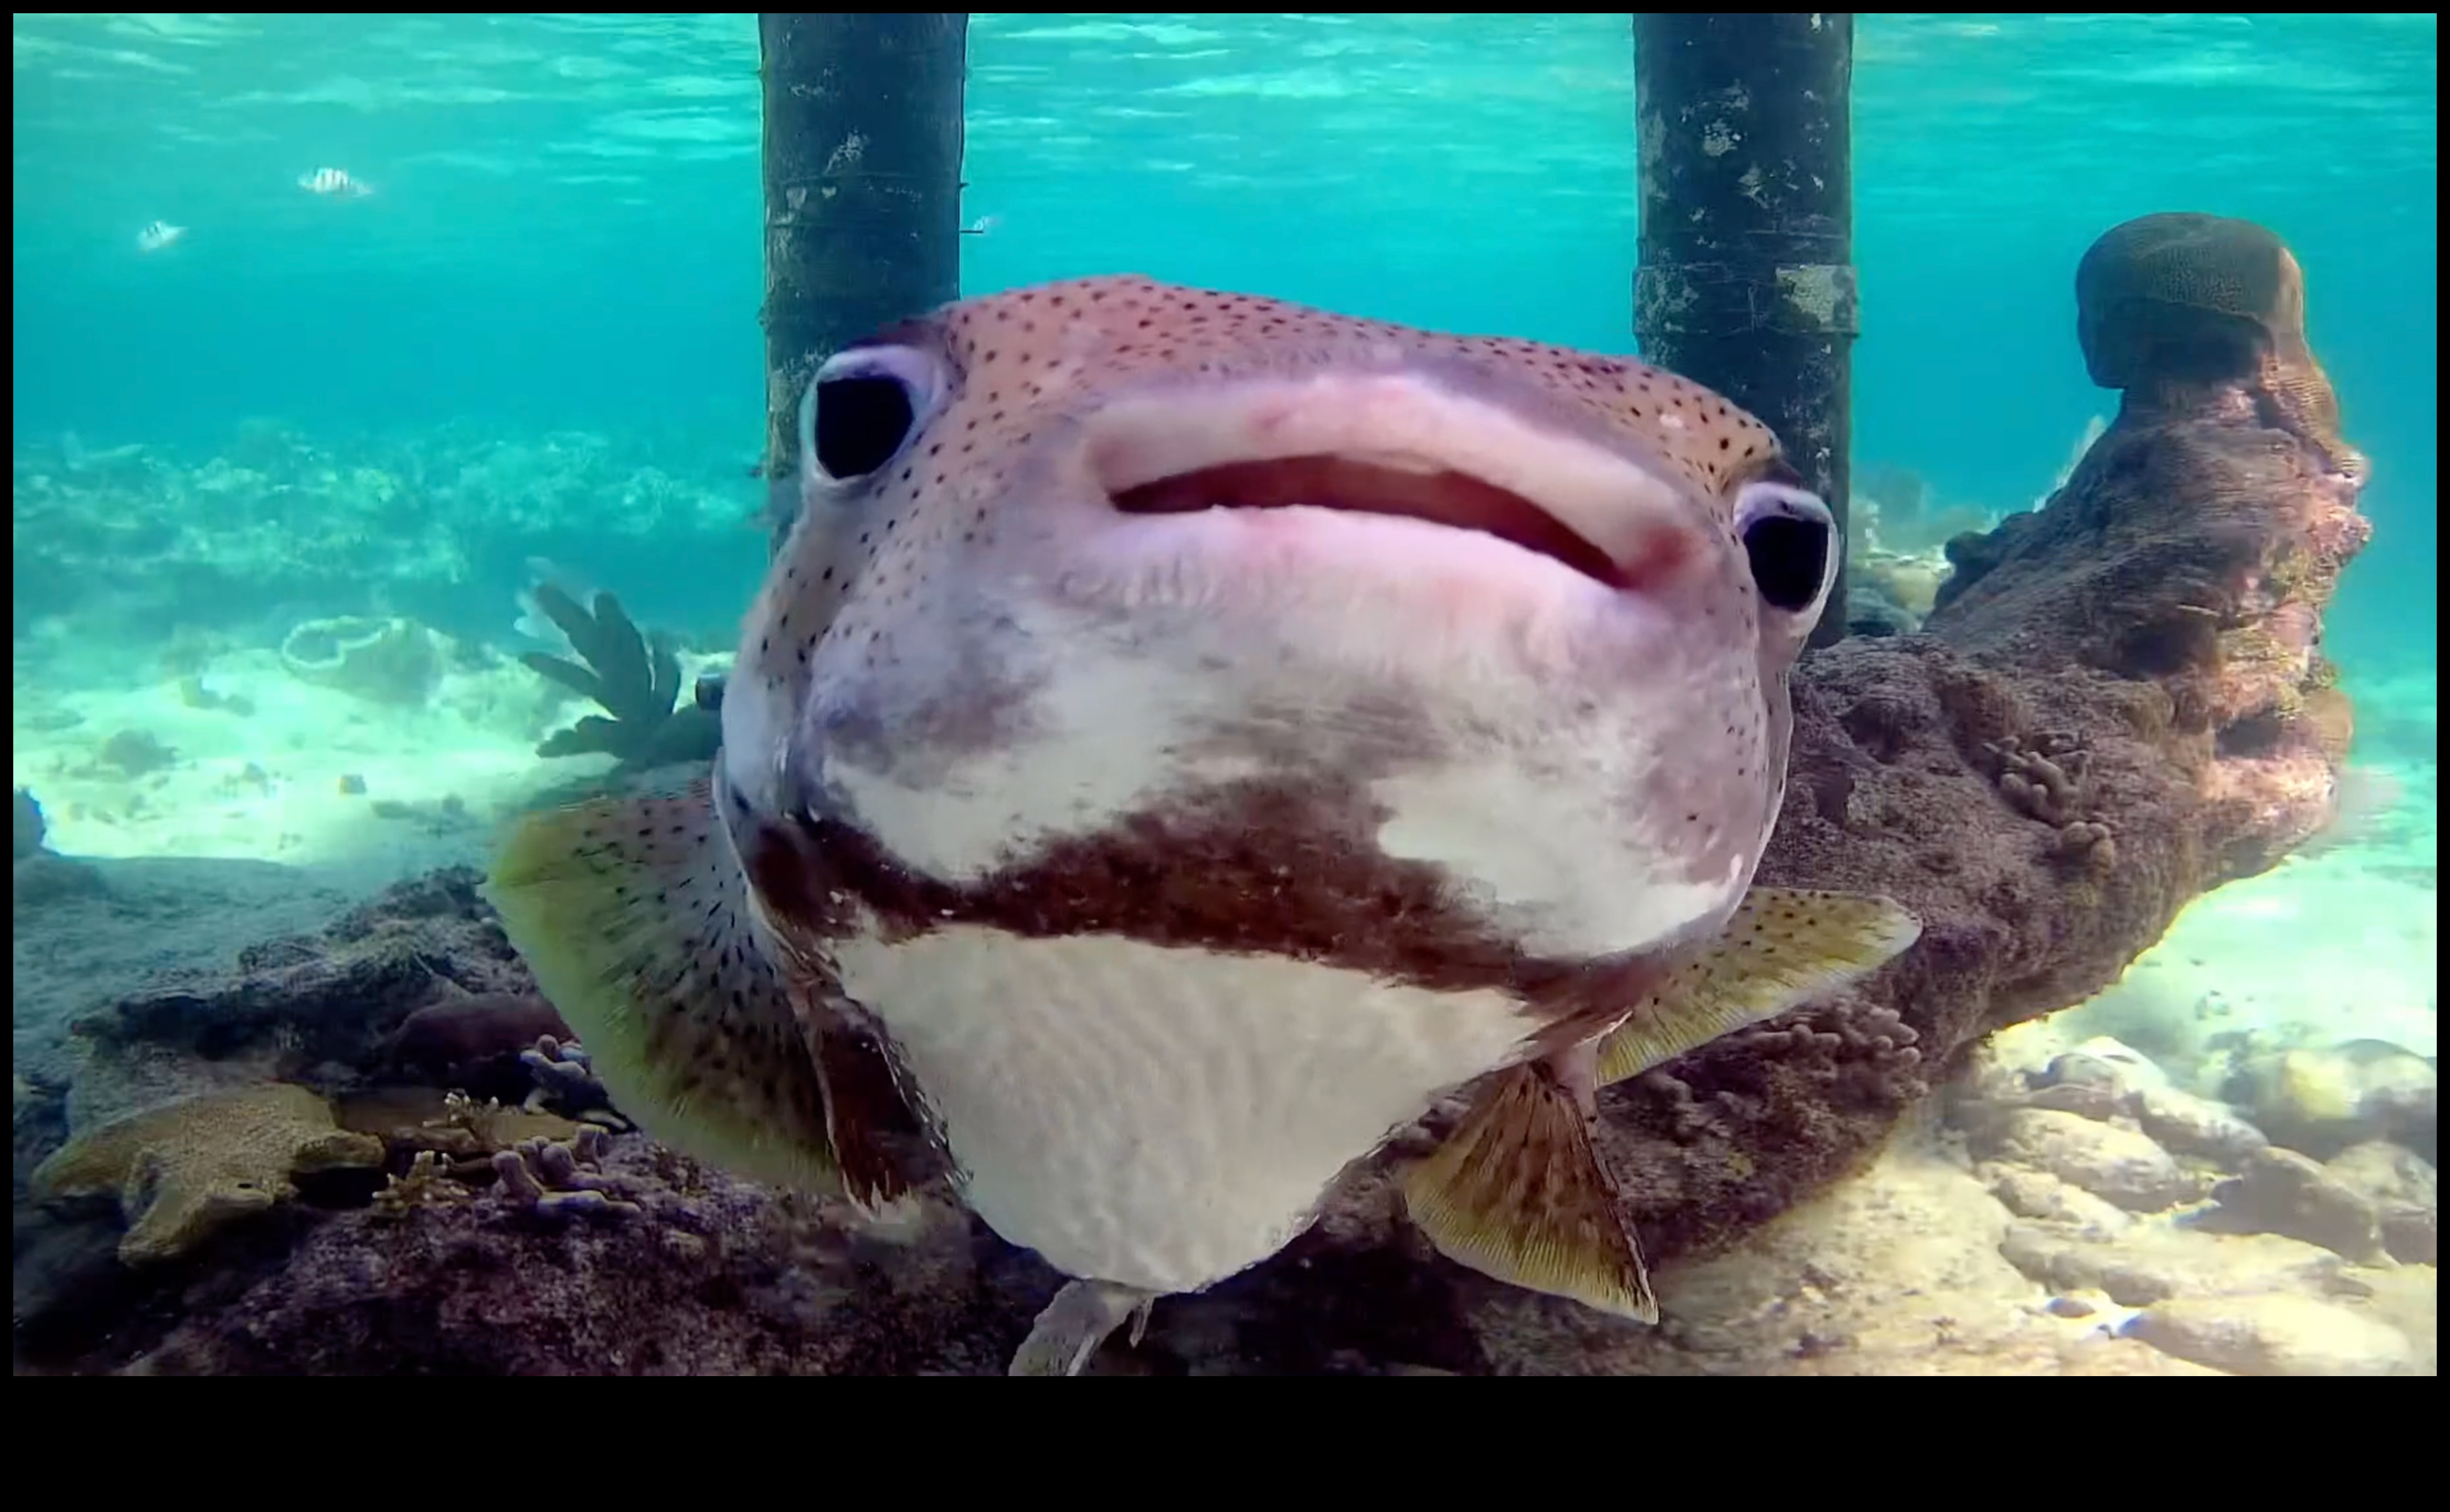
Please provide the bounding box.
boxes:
[808,1008,940,1204]
[757,778,1676,1050]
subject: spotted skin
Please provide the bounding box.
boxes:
[737,275,1784,707]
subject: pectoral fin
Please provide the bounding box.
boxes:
[1008,1279,1160,1377]
[1596,886,1920,1087]
[1398,1051,1656,1322]
[486,778,889,1202]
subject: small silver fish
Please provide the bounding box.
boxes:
[487,275,1920,1375]
[298,166,371,198]
[136,219,186,253]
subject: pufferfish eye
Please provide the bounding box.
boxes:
[1733,478,1837,616]
[801,342,944,483]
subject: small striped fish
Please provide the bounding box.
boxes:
[298,166,372,198]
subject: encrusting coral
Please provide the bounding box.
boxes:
[29,1082,386,1264]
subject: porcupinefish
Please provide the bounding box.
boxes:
[486,274,1921,1375]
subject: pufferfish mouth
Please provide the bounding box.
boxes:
[1087,371,1703,593]
[1112,455,1629,588]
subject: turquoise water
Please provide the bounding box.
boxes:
[9,15,2439,1376]
[10,13,2438,665]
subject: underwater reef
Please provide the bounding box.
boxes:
[9,422,755,642]
[12,213,2413,1375]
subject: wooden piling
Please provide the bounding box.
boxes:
[1633,14,1857,644]
[759,14,967,544]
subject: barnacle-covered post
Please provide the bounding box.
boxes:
[759,13,968,550]
[1632,14,1856,646]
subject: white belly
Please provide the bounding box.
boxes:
[831,925,1538,1295]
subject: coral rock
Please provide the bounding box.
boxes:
[14,785,47,859]
[382,993,572,1082]
[1981,1163,2134,1239]
[2323,1141,2437,1265]
[2000,1221,2345,1309]
[2239,1040,2437,1161]
[278,614,444,706]
[30,1082,385,1264]
[1934,217,2371,881]
[2209,1145,2387,1262]
[1987,1107,2195,1212]
[2132,1084,2269,1167]
[56,866,530,1128]
[2121,1293,2414,1377]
